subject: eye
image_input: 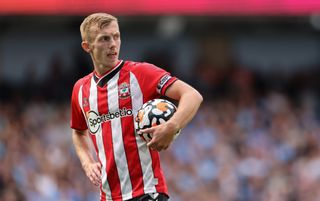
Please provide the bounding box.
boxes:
[114,34,120,40]
[101,36,110,41]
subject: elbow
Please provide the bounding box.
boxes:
[194,90,203,105]
[198,92,204,105]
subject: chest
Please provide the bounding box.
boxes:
[85,81,132,113]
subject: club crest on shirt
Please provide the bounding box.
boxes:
[118,82,131,99]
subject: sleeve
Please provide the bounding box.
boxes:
[70,79,88,131]
[134,62,178,99]
[156,73,178,96]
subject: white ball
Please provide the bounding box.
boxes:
[135,99,181,143]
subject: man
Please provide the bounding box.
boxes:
[70,13,202,201]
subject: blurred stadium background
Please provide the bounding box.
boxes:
[1,1,320,201]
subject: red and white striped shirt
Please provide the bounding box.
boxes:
[70,60,177,201]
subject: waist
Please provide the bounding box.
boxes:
[126,193,169,201]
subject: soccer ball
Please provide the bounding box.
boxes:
[135,98,181,143]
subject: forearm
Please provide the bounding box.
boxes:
[165,80,203,131]
[72,129,96,169]
[168,89,202,130]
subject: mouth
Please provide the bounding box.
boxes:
[107,52,117,58]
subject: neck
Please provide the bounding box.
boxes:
[94,60,121,77]
[95,65,112,76]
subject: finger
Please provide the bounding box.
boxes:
[89,175,97,185]
[92,173,101,184]
[147,137,157,148]
[93,165,102,178]
[93,167,102,182]
[90,174,101,186]
[154,141,170,151]
[87,167,101,185]
[156,146,164,152]
[140,127,155,134]
[96,162,102,169]
[92,179,100,186]
[148,142,166,152]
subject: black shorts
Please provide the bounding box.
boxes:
[127,193,169,201]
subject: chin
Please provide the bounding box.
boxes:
[111,59,119,66]
[104,61,118,69]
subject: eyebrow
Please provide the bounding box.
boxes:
[98,31,120,37]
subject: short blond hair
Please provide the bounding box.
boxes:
[80,13,118,42]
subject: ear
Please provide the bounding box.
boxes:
[81,41,91,53]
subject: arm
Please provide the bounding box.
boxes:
[141,80,203,151]
[165,80,203,131]
[72,129,101,186]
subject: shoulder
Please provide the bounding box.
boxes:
[72,73,93,91]
[124,61,157,70]
[123,61,163,74]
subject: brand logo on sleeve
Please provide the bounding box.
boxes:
[157,74,172,93]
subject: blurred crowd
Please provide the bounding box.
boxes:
[1,66,320,201]
[163,90,320,201]
[0,101,99,201]
[1,16,320,201]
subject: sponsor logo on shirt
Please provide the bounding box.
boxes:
[86,108,133,134]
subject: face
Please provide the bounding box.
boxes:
[85,20,121,73]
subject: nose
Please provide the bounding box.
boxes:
[109,38,116,49]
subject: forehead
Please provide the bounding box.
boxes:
[90,21,120,39]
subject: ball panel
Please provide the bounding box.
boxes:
[135,98,179,143]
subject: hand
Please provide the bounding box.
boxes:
[83,162,102,186]
[140,121,179,151]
